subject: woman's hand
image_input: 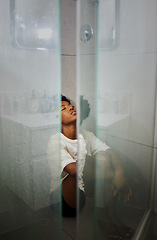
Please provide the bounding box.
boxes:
[112,170,132,203]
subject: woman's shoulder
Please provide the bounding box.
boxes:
[81,129,95,140]
[49,132,60,141]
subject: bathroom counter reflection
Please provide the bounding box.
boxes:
[1,113,59,210]
[2,112,59,129]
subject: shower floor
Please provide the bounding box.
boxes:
[144,214,157,240]
[0,180,146,240]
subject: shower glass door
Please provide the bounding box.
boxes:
[76,0,97,239]
[0,0,62,239]
[77,0,157,239]
[95,0,156,238]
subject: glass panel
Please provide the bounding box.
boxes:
[0,0,62,239]
[77,0,97,239]
[98,0,119,50]
[95,0,156,239]
[77,0,157,239]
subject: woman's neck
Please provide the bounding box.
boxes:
[62,124,77,140]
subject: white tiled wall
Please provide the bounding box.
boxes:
[79,55,96,132]
[96,0,157,212]
[77,0,97,130]
[98,0,157,55]
[61,0,77,102]
[61,0,96,104]
[0,0,60,94]
[61,0,76,55]
[97,0,157,147]
[62,56,76,102]
[98,53,156,147]
[0,51,60,93]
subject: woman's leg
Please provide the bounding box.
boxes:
[62,175,86,217]
[62,174,77,208]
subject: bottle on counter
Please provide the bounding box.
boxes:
[12,96,20,115]
[27,90,39,114]
[49,94,58,112]
[39,90,50,113]
[112,97,119,114]
[3,94,12,116]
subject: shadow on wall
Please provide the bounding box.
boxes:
[83,152,148,212]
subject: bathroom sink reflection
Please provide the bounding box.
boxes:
[2,112,59,128]
[2,113,129,129]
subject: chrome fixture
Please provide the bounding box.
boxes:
[80,24,94,43]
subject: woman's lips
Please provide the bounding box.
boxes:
[71,111,77,115]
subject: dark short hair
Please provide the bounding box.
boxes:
[61,94,90,123]
[61,95,71,104]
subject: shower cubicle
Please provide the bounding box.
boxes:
[0,0,157,239]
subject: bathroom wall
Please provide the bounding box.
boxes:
[1,0,155,213]
[96,0,157,210]
[0,0,61,117]
[0,1,60,92]
[0,0,61,210]
[72,0,157,212]
[61,0,157,215]
[78,0,97,132]
[61,0,76,103]
[61,0,97,132]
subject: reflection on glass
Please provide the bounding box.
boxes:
[10,0,59,50]
[98,0,119,50]
[77,0,155,239]
[0,0,61,238]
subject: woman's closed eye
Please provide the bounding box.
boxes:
[61,104,75,111]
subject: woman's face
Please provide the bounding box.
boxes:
[61,101,77,125]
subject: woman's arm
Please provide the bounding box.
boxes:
[95,149,132,202]
[63,162,77,176]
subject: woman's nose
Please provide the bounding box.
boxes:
[69,105,74,110]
